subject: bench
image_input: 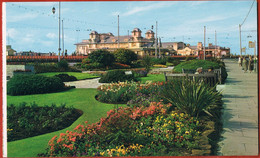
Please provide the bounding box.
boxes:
[182,68,222,84]
[164,73,217,87]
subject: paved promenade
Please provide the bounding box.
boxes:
[64,78,104,88]
[217,59,258,155]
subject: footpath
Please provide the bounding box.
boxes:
[217,59,258,155]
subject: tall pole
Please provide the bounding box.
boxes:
[58,2,61,62]
[204,26,206,60]
[215,30,217,58]
[155,21,158,58]
[239,24,242,57]
[117,15,119,48]
[159,37,161,58]
[128,30,130,48]
[254,40,256,59]
[62,20,64,57]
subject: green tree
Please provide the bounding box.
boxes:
[88,50,115,68]
[114,48,137,65]
[142,55,152,73]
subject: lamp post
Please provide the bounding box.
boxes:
[52,2,61,62]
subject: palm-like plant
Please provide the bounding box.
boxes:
[162,78,221,118]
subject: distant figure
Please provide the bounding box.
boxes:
[238,56,242,67]
[242,57,248,72]
[248,56,254,73]
[195,67,203,74]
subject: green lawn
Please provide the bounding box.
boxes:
[138,74,165,83]
[38,72,99,80]
[7,88,125,157]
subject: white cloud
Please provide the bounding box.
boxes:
[14,2,56,7]
[121,1,177,16]
[7,13,38,22]
[46,33,57,39]
[6,28,19,39]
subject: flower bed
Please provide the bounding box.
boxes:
[7,103,82,142]
[40,102,207,157]
[96,81,164,104]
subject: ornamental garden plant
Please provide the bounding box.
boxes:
[7,102,82,142]
[40,77,222,157]
[7,74,69,96]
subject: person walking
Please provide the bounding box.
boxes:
[242,57,248,72]
[248,56,254,73]
[238,56,242,67]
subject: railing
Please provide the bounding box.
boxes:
[7,55,87,62]
[164,73,218,87]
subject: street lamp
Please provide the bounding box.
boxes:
[52,2,61,62]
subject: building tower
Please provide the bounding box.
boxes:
[132,28,142,41]
[89,31,100,43]
[145,30,155,40]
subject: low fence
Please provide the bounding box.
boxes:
[7,55,87,63]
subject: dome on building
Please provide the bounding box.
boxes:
[90,31,98,34]
[132,28,141,32]
[145,30,154,34]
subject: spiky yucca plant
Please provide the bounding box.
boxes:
[162,78,222,118]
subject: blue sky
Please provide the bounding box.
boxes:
[5,1,258,55]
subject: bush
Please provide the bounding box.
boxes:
[99,70,137,83]
[151,57,167,65]
[82,62,105,70]
[142,56,153,73]
[114,49,138,65]
[34,62,80,73]
[7,102,82,142]
[166,57,181,66]
[88,50,115,68]
[173,59,228,83]
[54,74,77,82]
[7,75,66,96]
[173,59,220,72]
[57,59,69,70]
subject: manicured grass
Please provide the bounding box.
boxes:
[138,74,165,83]
[38,72,99,80]
[7,88,125,157]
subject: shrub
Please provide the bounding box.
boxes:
[173,59,228,83]
[7,102,82,142]
[161,78,222,118]
[99,70,136,83]
[151,58,167,65]
[142,56,152,73]
[7,75,66,96]
[114,49,138,65]
[34,62,80,73]
[54,74,77,82]
[82,62,105,70]
[88,50,115,68]
[57,59,69,70]
[167,57,181,66]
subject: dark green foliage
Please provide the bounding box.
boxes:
[82,62,105,70]
[7,102,82,142]
[142,56,152,73]
[54,74,77,82]
[34,62,80,73]
[88,50,115,68]
[167,57,181,66]
[151,57,167,65]
[114,49,138,65]
[161,78,222,118]
[57,59,69,70]
[173,59,228,83]
[7,75,66,96]
[173,59,220,72]
[99,70,137,83]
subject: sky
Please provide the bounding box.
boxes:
[4,0,258,55]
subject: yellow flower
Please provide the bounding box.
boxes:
[100,152,105,156]
[185,131,189,134]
